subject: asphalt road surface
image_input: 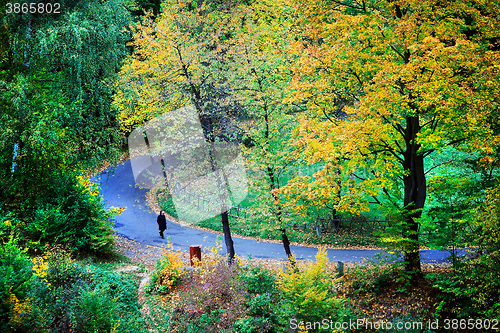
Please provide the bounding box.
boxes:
[94,160,454,263]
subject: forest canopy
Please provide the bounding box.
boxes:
[115,0,500,272]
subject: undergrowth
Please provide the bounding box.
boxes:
[1,242,145,332]
[146,244,356,332]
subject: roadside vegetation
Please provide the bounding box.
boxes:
[144,234,500,332]
[0,239,146,332]
[157,187,381,248]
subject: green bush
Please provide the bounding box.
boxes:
[234,316,274,333]
[23,173,116,255]
[70,283,120,332]
[239,264,277,296]
[429,186,500,320]
[0,238,34,332]
[234,264,279,332]
[9,248,146,332]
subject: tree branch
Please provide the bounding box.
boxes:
[332,0,366,11]
[375,110,406,138]
[352,172,367,181]
[425,161,451,175]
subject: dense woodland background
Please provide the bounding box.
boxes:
[1,0,500,331]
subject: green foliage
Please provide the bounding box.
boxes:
[69,283,121,332]
[1,244,145,332]
[0,0,131,257]
[418,148,496,262]
[147,246,359,332]
[239,264,277,296]
[43,247,89,290]
[430,185,500,320]
[18,173,116,255]
[0,0,131,258]
[0,238,33,332]
[27,0,132,168]
[1,0,132,176]
[157,190,179,219]
[234,265,279,332]
[20,248,145,332]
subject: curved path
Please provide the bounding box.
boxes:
[94,160,454,263]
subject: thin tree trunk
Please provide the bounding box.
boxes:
[205,115,236,265]
[280,228,295,263]
[221,210,235,264]
[268,165,296,266]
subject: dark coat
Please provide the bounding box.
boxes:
[157,214,167,231]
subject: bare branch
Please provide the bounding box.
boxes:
[425,161,452,175]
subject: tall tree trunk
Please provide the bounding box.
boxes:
[263,110,296,265]
[268,165,296,265]
[205,115,236,265]
[280,228,295,264]
[402,116,425,273]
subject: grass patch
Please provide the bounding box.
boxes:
[158,189,380,247]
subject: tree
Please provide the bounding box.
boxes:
[284,0,500,273]
[117,0,244,263]
[222,0,300,263]
[1,0,132,176]
[0,0,133,253]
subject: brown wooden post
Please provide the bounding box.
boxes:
[190,245,201,267]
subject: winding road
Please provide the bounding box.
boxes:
[94,160,454,263]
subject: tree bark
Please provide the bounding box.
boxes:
[268,165,296,265]
[402,116,425,273]
[280,228,295,263]
[221,210,235,264]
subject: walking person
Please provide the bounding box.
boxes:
[157,210,167,239]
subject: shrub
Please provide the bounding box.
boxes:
[43,246,89,289]
[347,262,402,295]
[22,173,118,256]
[234,316,274,333]
[234,264,279,332]
[277,248,350,331]
[147,244,185,294]
[17,248,146,332]
[430,187,500,320]
[168,255,248,332]
[239,264,277,296]
[0,238,34,332]
[69,283,120,332]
